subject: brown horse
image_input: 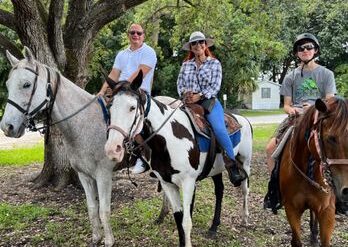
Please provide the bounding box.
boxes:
[279,97,348,247]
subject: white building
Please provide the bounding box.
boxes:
[251,80,281,109]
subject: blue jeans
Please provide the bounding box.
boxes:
[206,99,235,160]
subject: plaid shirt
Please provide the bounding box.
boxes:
[177,57,222,99]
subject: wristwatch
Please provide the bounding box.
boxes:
[198,93,205,100]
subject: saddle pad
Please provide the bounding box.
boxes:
[271,126,294,159]
[197,130,241,152]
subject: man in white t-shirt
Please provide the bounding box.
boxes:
[98,23,157,174]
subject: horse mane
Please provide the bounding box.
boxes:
[327,97,348,136]
[293,97,348,143]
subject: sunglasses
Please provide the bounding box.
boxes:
[297,44,315,52]
[128,31,144,36]
[190,40,206,46]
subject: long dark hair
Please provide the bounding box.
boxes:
[184,46,216,61]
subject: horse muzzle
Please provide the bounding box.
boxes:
[104,140,124,163]
[0,119,25,138]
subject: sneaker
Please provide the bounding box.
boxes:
[131,158,146,174]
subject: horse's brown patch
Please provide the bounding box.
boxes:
[152,98,168,115]
[147,134,180,183]
[171,120,200,169]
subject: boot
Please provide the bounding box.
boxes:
[223,154,247,187]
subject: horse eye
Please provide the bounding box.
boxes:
[327,136,337,145]
[130,106,136,112]
[23,82,31,88]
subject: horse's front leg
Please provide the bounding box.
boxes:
[155,184,170,224]
[208,173,224,237]
[96,167,115,247]
[317,201,335,247]
[77,172,103,245]
[309,210,319,247]
[284,204,303,247]
[181,179,196,247]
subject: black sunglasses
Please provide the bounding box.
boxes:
[128,31,144,36]
[190,40,205,46]
[297,44,315,52]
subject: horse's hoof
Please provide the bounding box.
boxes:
[154,217,164,225]
[206,230,217,239]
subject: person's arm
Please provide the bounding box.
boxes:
[200,59,222,99]
[128,64,152,83]
[97,68,120,96]
[177,64,186,97]
[283,96,303,115]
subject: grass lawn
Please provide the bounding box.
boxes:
[0,144,44,166]
[0,124,277,166]
[238,108,284,117]
[253,124,277,152]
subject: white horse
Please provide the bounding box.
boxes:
[1,47,118,246]
[105,72,253,247]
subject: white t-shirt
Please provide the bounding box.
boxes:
[113,43,157,93]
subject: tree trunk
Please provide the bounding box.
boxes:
[31,126,78,189]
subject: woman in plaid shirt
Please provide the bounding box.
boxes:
[177,31,246,187]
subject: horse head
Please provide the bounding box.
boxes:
[104,70,145,162]
[1,47,53,137]
[311,97,348,212]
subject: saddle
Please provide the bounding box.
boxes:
[184,103,242,139]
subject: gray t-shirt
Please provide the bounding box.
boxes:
[280,65,336,106]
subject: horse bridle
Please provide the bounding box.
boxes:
[291,110,348,193]
[107,89,147,155]
[6,64,57,132]
[308,111,348,187]
[107,89,183,155]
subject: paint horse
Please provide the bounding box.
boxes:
[1,47,119,246]
[104,72,253,247]
[279,97,348,247]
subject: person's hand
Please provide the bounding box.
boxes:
[97,91,104,97]
[183,91,193,103]
[302,102,311,112]
[288,107,303,116]
[189,93,201,103]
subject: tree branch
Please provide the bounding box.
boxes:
[0,9,16,31]
[35,0,49,25]
[47,0,66,70]
[65,0,88,34]
[88,0,148,34]
[0,33,22,59]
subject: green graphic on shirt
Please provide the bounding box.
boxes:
[296,78,320,103]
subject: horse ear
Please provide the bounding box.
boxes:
[315,98,327,113]
[6,50,19,66]
[23,46,36,62]
[130,70,143,91]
